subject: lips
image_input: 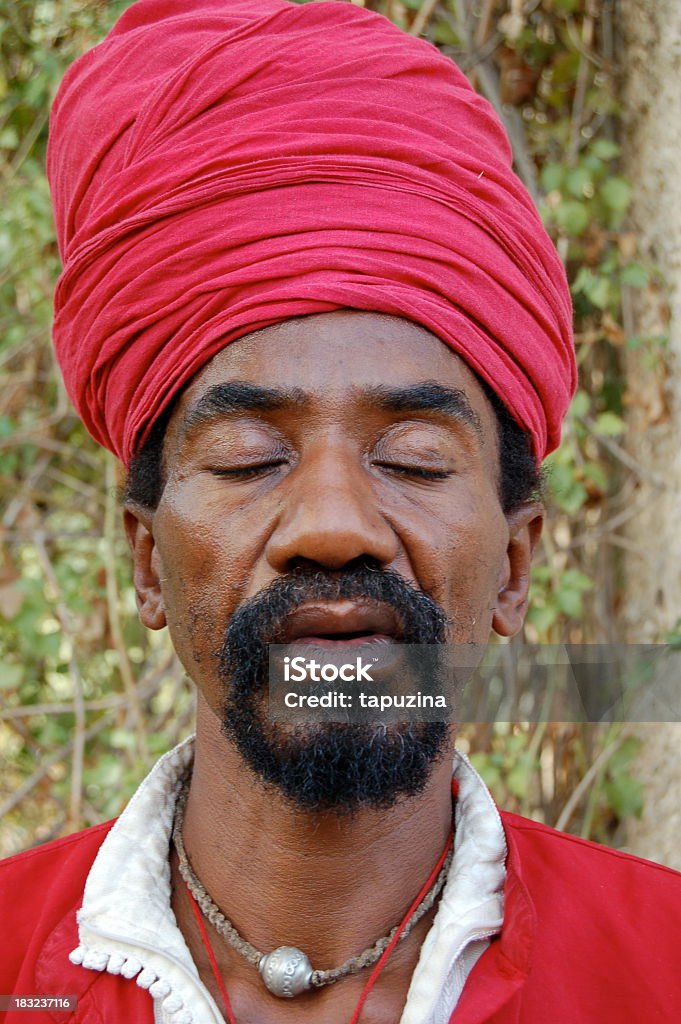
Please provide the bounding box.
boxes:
[281,600,402,646]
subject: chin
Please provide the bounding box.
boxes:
[220,709,450,815]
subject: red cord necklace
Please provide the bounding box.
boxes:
[183,827,453,1024]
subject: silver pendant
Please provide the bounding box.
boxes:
[259,946,314,998]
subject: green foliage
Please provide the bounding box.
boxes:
[0,0,190,856]
[602,737,644,821]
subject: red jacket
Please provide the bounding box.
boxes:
[2,812,681,1023]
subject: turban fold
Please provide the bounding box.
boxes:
[48,0,576,466]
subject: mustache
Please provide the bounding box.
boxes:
[217,560,448,683]
[214,559,451,813]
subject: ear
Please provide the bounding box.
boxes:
[123,505,167,631]
[492,502,543,638]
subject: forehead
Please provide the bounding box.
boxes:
[166,311,499,459]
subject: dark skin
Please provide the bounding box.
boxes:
[124,311,542,1023]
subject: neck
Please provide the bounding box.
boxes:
[177,699,455,968]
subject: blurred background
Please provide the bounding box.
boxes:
[1,0,680,863]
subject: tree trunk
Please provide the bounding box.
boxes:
[619,0,681,868]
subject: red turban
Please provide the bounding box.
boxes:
[48,0,576,466]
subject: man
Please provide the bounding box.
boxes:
[2,1,680,1022]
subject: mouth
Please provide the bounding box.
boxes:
[280,601,402,647]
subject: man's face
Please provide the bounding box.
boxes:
[126,311,540,810]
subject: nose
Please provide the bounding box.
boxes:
[265,442,399,573]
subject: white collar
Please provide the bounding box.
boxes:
[70,737,506,1024]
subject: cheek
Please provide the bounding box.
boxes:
[154,494,268,666]
[390,488,507,640]
[162,486,264,582]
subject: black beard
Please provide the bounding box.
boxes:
[216,560,451,815]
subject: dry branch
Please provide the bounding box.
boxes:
[32,530,87,827]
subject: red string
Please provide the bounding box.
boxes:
[184,876,237,1024]
[347,827,454,1024]
[184,824,454,1024]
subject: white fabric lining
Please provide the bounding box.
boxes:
[71,737,506,1024]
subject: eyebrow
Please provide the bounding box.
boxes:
[179,379,483,442]
[363,382,483,438]
[180,382,309,441]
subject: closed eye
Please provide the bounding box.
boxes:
[374,462,451,481]
[211,460,288,479]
